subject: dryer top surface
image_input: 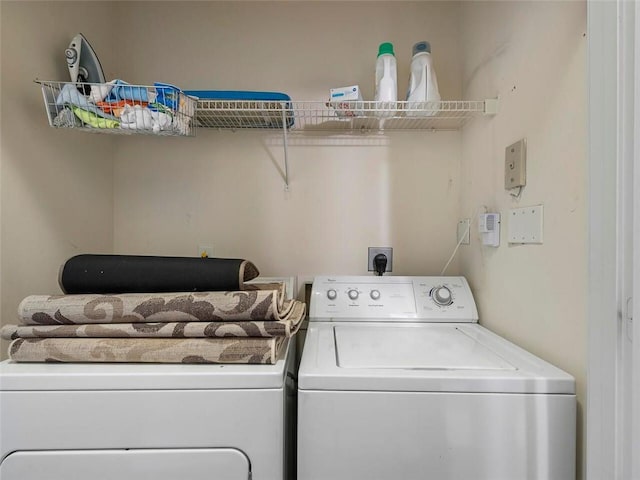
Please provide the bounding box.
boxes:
[0,339,292,391]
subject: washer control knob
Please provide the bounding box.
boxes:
[370,289,381,300]
[348,289,359,300]
[432,286,453,306]
[327,289,337,301]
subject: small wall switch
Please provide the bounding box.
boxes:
[198,244,214,258]
[368,247,393,272]
[457,219,470,245]
[505,139,526,189]
[508,205,543,244]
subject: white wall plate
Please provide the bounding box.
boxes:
[508,205,543,244]
[457,219,470,245]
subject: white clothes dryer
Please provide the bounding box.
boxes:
[0,277,298,480]
[297,276,576,480]
[0,340,295,480]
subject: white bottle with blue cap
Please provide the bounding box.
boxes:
[406,41,441,117]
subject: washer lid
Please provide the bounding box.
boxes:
[298,323,575,394]
[0,339,292,391]
[335,325,516,370]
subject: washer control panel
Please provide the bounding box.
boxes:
[310,276,479,322]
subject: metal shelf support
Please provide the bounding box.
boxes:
[281,101,290,190]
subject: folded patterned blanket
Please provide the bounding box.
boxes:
[6,272,305,364]
[18,287,298,326]
[8,337,286,364]
[2,301,305,340]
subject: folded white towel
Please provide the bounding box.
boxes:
[87,79,116,103]
[119,104,173,133]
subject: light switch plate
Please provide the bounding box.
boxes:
[508,205,543,244]
[457,219,470,245]
[505,139,526,189]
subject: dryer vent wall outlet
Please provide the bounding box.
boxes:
[368,247,393,272]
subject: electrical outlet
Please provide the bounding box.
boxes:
[505,138,526,189]
[368,247,393,272]
[457,219,470,245]
[198,244,214,258]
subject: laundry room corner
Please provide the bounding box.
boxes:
[458,2,587,477]
[0,1,598,479]
[0,1,118,360]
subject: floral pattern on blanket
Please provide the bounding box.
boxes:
[9,337,285,364]
[2,303,305,340]
[18,289,294,325]
[5,279,305,364]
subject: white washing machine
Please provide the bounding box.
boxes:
[298,276,576,480]
[0,277,298,480]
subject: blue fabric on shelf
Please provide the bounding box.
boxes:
[105,80,150,103]
[55,83,118,120]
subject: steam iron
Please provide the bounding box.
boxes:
[65,33,105,93]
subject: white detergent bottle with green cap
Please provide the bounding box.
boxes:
[406,41,440,117]
[374,42,397,117]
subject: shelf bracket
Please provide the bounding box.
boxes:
[484,98,499,115]
[281,101,290,190]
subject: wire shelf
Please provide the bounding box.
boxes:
[194,99,496,132]
[36,80,197,136]
[35,81,496,190]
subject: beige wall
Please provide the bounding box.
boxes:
[0,2,116,357]
[111,2,465,280]
[0,3,588,477]
[459,1,587,477]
